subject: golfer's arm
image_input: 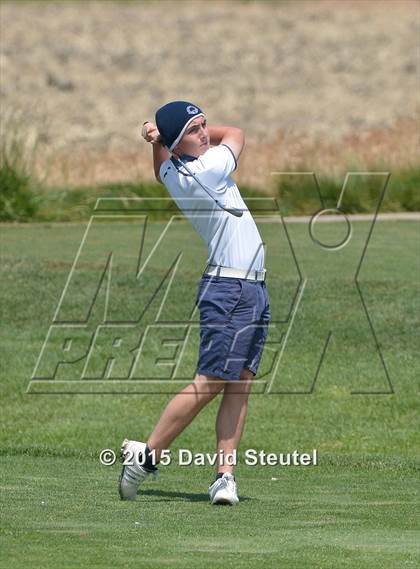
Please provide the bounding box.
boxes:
[208,126,245,161]
[153,143,170,183]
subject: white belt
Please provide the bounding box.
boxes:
[205,265,266,282]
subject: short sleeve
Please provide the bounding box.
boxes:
[159,159,172,182]
[193,145,237,189]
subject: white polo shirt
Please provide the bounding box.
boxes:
[159,144,265,272]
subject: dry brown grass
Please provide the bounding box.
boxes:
[34,115,418,190]
[238,115,419,189]
[1,0,418,189]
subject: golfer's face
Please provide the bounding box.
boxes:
[176,117,209,157]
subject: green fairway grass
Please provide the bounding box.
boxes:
[1,218,419,568]
[1,456,419,569]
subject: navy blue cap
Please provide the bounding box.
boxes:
[155,101,205,151]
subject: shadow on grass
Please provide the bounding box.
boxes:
[138,488,251,503]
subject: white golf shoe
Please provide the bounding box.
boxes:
[118,439,157,501]
[209,473,239,505]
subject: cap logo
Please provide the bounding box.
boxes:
[186,105,199,115]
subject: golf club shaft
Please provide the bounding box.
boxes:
[168,151,243,218]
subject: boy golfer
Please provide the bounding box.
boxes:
[119,101,270,505]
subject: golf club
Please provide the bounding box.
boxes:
[168,151,244,218]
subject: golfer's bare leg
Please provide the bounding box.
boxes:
[147,374,225,461]
[215,368,254,474]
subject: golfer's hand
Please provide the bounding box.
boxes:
[141,121,162,144]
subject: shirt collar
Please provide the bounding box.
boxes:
[179,153,198,163]
[170,153,198,172]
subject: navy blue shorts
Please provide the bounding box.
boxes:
[196,275,271,381]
